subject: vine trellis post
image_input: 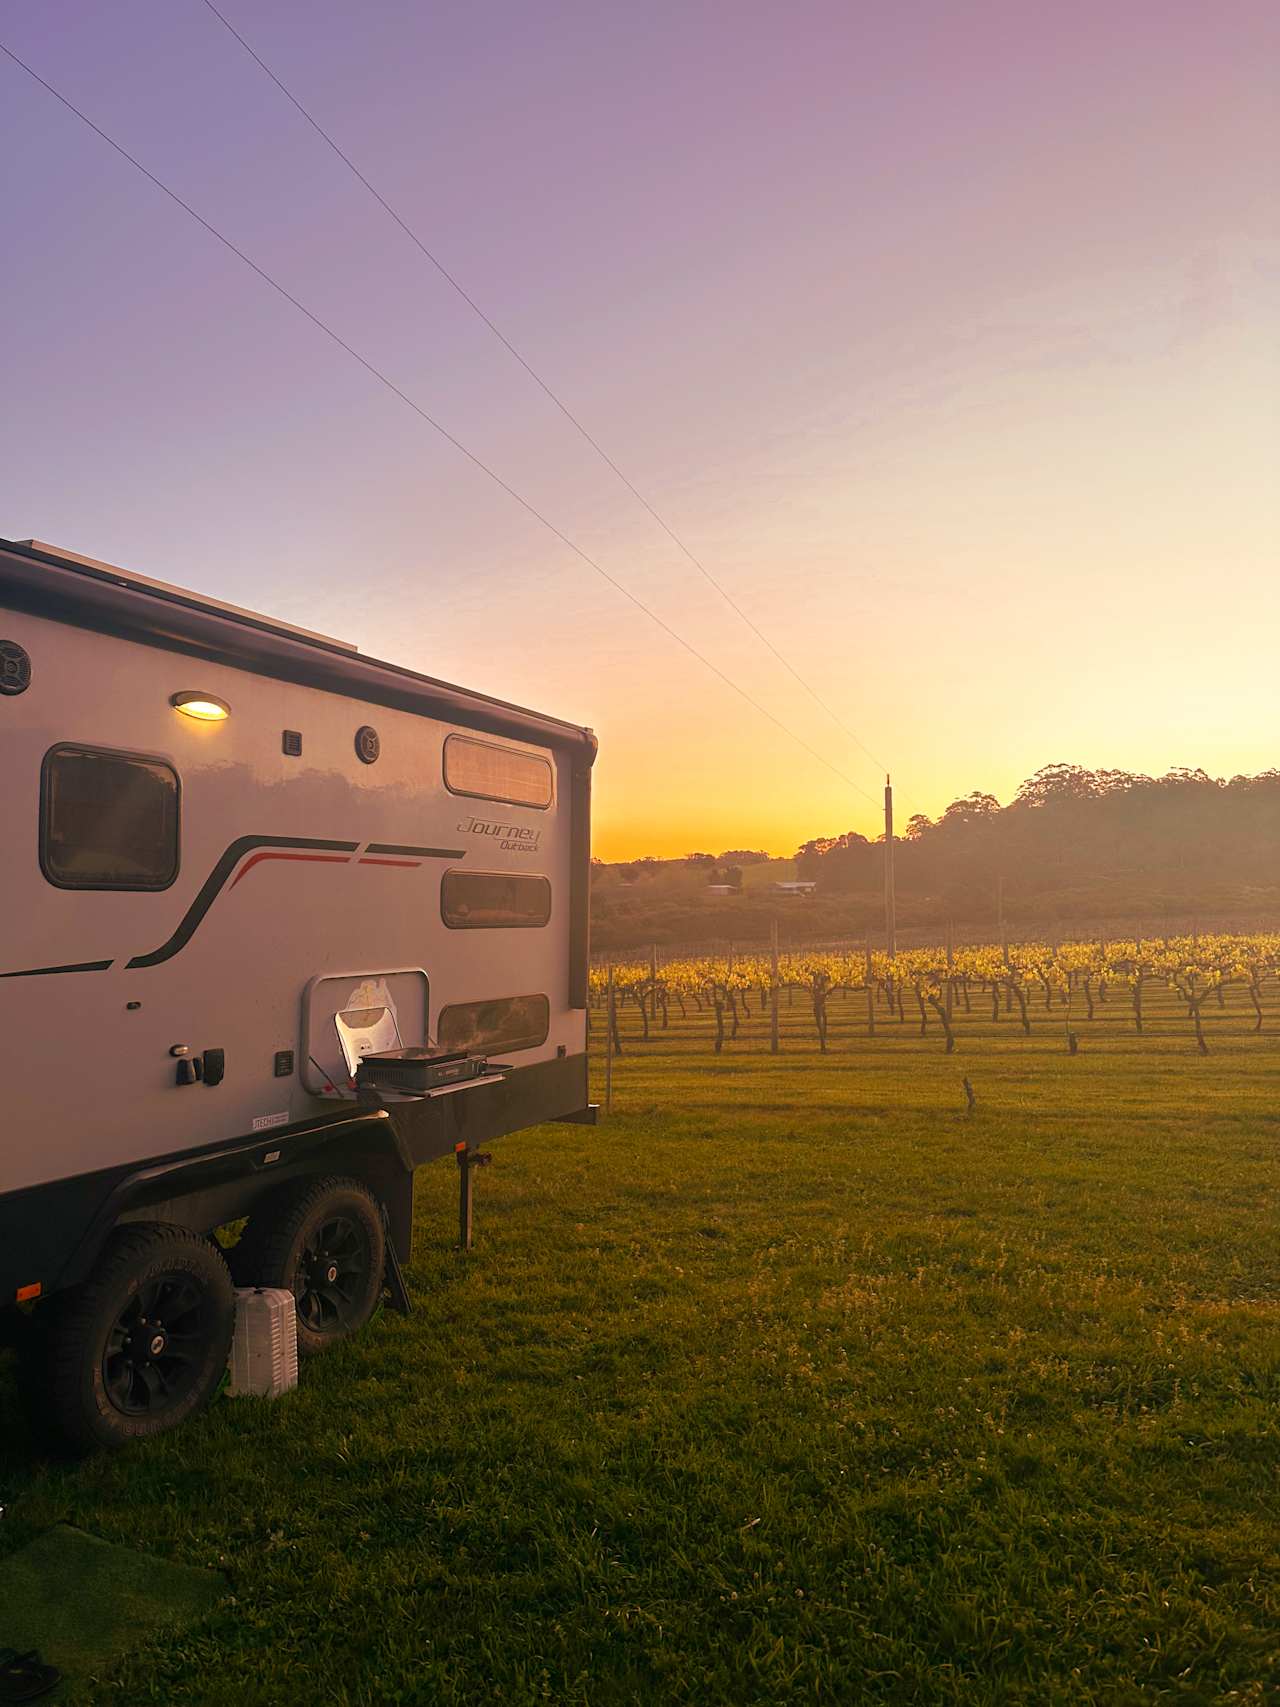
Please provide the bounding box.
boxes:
[604,963,615,1114]
[770,919,780,1055]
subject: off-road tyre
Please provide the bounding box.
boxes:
[47,1224,235,1451]
[227,1175,385,1357]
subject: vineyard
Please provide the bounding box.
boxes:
[590,932,1280,1058]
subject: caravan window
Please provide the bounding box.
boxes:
[41,745,180,890]
[444,735,552,809]
[438,994,550,1054]
[441,870,551,929]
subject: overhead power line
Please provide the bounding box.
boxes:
[197,0,901,790]
[0,36,882,811]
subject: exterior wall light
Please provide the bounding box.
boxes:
[170,691,230,722]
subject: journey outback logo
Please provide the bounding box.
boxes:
[456,814,543,854]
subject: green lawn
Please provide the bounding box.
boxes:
[2,998,1277,1704]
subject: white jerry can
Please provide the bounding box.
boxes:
[227,1287,299,1399]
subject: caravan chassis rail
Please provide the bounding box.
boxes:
[4,1052,591,1308]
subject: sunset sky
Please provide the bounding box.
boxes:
[3,0,1277,859]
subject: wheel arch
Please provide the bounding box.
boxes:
[56,1111,415,1295]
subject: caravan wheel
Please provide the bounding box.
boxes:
[48,1225,235,1450]
[230,1176,385,1356]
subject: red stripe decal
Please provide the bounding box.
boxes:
[357,857,422,868]
[230,851,353,889]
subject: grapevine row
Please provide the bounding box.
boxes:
[589,933,1280,1055]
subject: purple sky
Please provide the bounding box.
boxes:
[3,0,1277,856]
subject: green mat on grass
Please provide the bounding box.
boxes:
[0,1525,225,1692]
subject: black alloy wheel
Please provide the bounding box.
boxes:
[228,1175,385,1356]
[47,1225,235,1450]
[102,1271,215,1417]
[297,1212,374,1336]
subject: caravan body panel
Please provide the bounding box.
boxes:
[0,539,594,1293]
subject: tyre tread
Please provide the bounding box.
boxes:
[47,1223,234,1450]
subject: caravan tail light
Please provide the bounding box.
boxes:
[171,691,230,721]
[16,1282,41,1303]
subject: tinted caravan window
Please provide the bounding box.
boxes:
[441,870,551,929]
[444,735,552,809]
[41,745,179,890]
[438,994,551,1054]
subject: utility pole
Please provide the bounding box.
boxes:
[883,774,897,959]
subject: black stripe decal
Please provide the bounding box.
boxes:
[0,959,113,979]
[126,835,359,969]
[365,843,466,859]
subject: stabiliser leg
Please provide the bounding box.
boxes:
[380,1203,412,1316]
[455,1142,492,1251]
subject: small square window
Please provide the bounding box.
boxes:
[438,994,550,1053]
[441,870,551,929]
[41,745,180,891]
[443,734,552,809]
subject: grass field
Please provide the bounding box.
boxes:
[1,998,1277,1704]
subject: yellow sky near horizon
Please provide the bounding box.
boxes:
[584,291,1280,860]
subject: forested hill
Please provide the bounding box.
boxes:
[591,764,1280,951]
[797,764,1280,914]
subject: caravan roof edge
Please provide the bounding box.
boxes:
[15,538,362,653]
[0,537,597,763]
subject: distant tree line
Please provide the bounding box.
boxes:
[683,850,771,868]
[606,850,771,886]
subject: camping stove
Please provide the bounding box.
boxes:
[355,1047,488,1096]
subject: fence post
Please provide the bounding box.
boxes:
[864,940,875,1036]
[997,873,1005,956]
[770,919,780,1054]
[945,919,954,1020]
[604,963,614,1115]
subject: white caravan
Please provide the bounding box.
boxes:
[0,537,595,1446]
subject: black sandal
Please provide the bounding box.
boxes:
[0,1649,61,1703]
